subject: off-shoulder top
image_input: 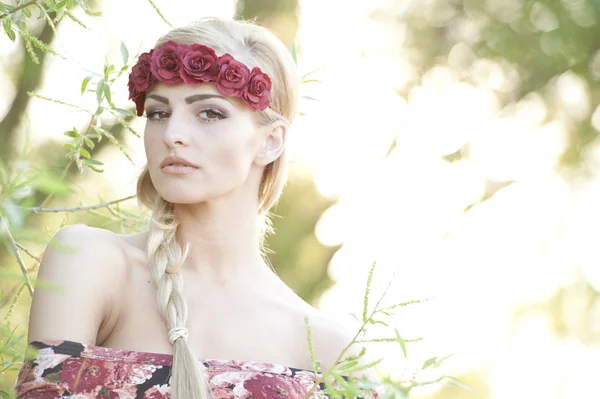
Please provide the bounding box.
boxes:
[13,340,333,399]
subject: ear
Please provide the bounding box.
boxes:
[254,121,288,166]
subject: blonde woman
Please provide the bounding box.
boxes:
[14,17,377,399]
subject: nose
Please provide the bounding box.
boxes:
[163,113,189,147]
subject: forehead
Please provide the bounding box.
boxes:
[146,82,243,108]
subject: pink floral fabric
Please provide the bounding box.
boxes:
[13,340,331,399]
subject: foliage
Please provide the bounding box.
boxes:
[0,1,455,398]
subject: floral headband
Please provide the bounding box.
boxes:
[127,40,273,117]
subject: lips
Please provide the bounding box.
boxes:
[160,155,199,169]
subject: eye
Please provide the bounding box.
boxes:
[198,107,227,122]
[145,110,169,122]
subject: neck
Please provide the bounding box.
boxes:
[168,192,271,284]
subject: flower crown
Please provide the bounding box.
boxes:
[127,40,274,117]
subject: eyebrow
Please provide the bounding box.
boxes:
[146,94,232,105]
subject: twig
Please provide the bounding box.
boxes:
[0,0,38,21]
[3,283,25,323]
[15,242,40,263]
[0,214,34,297]
[29,194,136,213]
[27,92,93,115]
[303,266,399,399]
[39,112,97,207]
[0,284,21,308]
[355,337,422,344]
[146,0,172,27]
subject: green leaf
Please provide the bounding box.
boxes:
[362,261,377,323]
[2,197,25,227]
[444,376,473,391]
[422,357,437,369]
[84,137,94,149]
[93,126,102,140]
[79,147,91,159]
[368,319,389,327]
[435,353,455,367]
[348,313,359,323]
[96,79,105,105]
[104,64,114,78]
[120,41,129,65]
[111,107,134,117]
[81,75,92,95]
[338,360,358,371]
[395,328,407,358]
[82,158,103,165]
[22,6,32,18]
[103,83,111,105]
[3,19,15,42]
[289,41,297,64]
[66,0,74,9]
[55,0,67,9]
[82,159,104,172]
[30,173,71,195]
[63,129,79,138]
[63,143,74,149]
[302,95,319,102]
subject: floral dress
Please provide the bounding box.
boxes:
[13,340,331,399]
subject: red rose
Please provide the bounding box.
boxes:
[150,41,184,84]
[180,44,219,84]
[58,358,110,393]
[129,51,155,95]
[128,51,155,117]
[127,85,145,116]
[242,375,305,399]
[127,78,138,102]
[216,53,251,97]
[134,94,146,117]
[242,67,272,111]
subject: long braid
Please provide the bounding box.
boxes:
[135,16,300,399]
[146,197,212,399]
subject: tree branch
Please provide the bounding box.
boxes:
[30,194,137,213]
[0,11,57,163]
[0,0,39,21]
[15,241,40,263]
[0,214,34,297]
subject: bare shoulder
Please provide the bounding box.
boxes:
[27,224,131,346]
[301,306,380,381]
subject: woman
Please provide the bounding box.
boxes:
[14,17,377,399]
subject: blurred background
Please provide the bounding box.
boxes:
[1,0,600,398]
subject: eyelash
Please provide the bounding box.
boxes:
[145,107,227,123]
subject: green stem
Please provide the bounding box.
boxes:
[39,159,73,207]
[0,0,39,21]
[30,194,136,214]
[0,214,34,297]
[302,275,395,399]
[39,113,96,207]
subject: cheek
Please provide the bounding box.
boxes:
[143,128,162,162]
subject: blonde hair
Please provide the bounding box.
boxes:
[136,17,298,399]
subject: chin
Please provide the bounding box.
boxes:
[158,191,206,205]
